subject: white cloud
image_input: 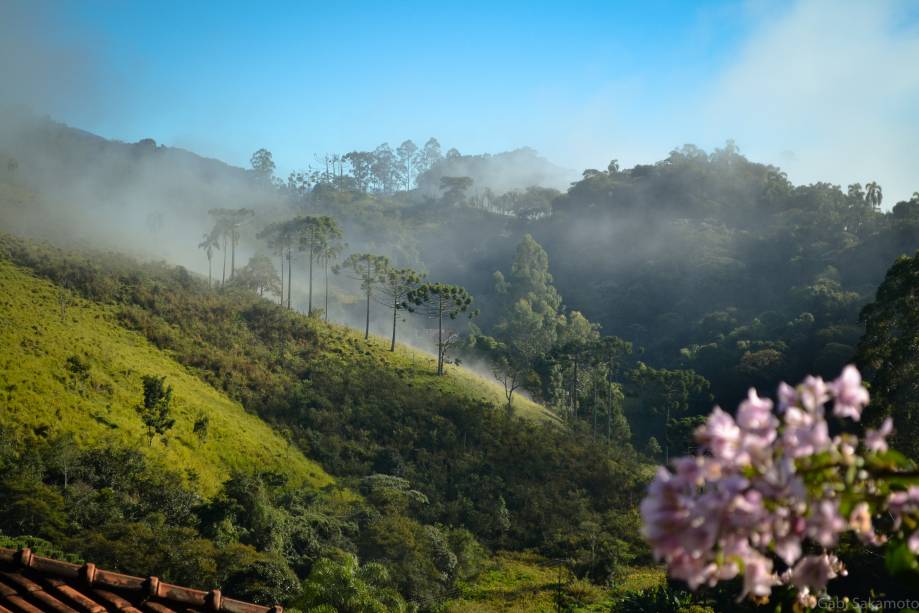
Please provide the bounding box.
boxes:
[705,0,919,205]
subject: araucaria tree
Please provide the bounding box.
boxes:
[257,219,297,308]
[298,216,342,315]
[135,375,176,446]
[197,229,221,288]
[316,228,345,321]
[336,253,389,339]
[405,283,476,375]
[377,267,424,351]
[208,208,255,282]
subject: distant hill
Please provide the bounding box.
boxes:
[415,147,577,196]
[0,112,277,264]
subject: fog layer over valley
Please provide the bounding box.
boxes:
[3,113,919,409]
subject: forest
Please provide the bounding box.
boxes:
[2,118,919,611]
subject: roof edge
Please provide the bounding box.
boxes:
[0,547,283,613]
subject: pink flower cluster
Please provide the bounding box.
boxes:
[888,486,919,554]
[641,366,883,605]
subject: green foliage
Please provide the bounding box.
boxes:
[295,554,407,613]
[193,413,210,442]
[405,282,476,375]
[230,253,281,297]
[250,149,276,184]
[208,208,256,283]
[439,176,474,206]
[613,585,711,613]
[335,252,389,339]
[858,250,919,458]
[136,375,176,445]
[377,266,424,351]
[624,364,712,460]
[296,216,342,315]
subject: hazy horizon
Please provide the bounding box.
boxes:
[2,0,917,204]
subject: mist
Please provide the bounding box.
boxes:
[2,0,918,397]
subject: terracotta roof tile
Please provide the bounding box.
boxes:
[0,549,283,613]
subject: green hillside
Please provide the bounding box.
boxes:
[0,232,653,608]
[0,259,333,495]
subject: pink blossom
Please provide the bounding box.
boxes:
[830,365,869,421]
[736,389,778,456]
[640,467,691,559]
[782,407,830,458]
[756,457,806,503]
[737,389,775,433]
[695,407,747,465]
[865,417,893,453]
[887,486,919,529]
[796,588,818,609]
[777,381,797,412]
[641,366,900,605]
[672,455,721,486]
[773,535,802,567]
[739,551,776,602]
[849,502,885,546]
[806,499,846,547]
[786,554,844,593]
[768,506,806,565]
[668,551,718,590]
[799,376,829,413]
[909,531,919,554]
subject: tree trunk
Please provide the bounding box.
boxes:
[572,358,579,420]
[665,405,670,465]
[279,253,284,306]
[307,240,314,315]
[287,247,292,309]
[324,258,329,321]
[437,302,444,375]
[390,297,398,351]
[207,256,212,289]
[221,234,227,287]
[607,381,613,444]
[364,287,371,340]
[231,231,236,278]
[592,385,598,437]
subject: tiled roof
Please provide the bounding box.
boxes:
[0,548,283,613]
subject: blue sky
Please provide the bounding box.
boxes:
[5,0,919,202]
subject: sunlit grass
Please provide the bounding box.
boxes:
[443,551,663,612]
[318,323,559,423]
[0,260,334,496]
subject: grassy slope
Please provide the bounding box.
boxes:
[444,551,665,612]
[325,328,558,423]
[0,260,333,495]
